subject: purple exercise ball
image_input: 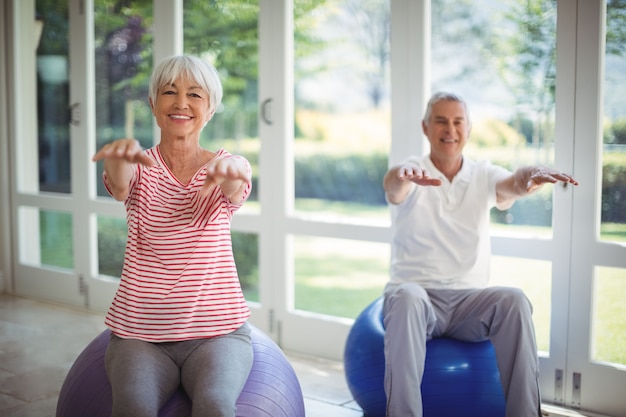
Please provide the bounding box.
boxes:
[56,325,305,417]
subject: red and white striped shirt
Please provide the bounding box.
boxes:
[103,146,251,342]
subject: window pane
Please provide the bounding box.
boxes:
[293,0,391,224]
[183,0,260,212]
[601,0,626,243]
[592,266,626,366]
[232,232,259,303]
[40,210,73,269]
[294,236,388,318]
[489,256,551,353]
[36,0,71,194]
[432,0,557,237]
[94,0,153,198]
[18,207,73,270]
[97,216,126,278]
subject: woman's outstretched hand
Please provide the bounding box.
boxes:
[92,138,155,167]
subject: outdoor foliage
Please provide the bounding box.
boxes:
[606,117,626,144]
[93,0,154,144]
[36,0,69,55]
[231,233,259,295]
[295,153,387,205]
[603,156,626,222]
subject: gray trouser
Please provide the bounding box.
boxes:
[104,323,253,417]
[382,283,541,417]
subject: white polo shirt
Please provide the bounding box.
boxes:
[388,155,511,289]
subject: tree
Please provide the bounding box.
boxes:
[343,0,390,108]
[91,0,153,155]
[431,0,491,86]
[607,0,626,56]
[183,0,327,139]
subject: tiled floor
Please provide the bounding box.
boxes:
[0,293,362,417]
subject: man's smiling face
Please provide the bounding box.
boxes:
[422,99,471,163]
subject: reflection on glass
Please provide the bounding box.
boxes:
[432,0,557,236]
[19,207,73,269]
[592,267,625,366]
[97,216,127,278]
[94,0,153,197]
[294,236,388,318]
[489,256,551,353]
[183,0,260,210]
[36,0,71,194]
[232,232,259,303]
[293,0,391,223]
[601,0,626,243]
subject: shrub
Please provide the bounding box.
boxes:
[294,153,387,205]
[611,118,626,144]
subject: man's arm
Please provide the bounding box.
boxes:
[496,166,578,209]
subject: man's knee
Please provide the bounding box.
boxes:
[489,286,534,321]
[384,283,429,313]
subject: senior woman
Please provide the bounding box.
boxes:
[92,55,253,417]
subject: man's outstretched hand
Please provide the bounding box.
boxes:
[396,164,442,187]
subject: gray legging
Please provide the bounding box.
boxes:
[104,323,253,417]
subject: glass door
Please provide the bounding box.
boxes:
[181,0,267,328]
[271,0,392,359]
[10,0,87,306]
[88,0,155,311]
[565,0,626,414]
[11,0,156,310]
[10,0,269,322]
[89,0,265,316]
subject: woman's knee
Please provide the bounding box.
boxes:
[183,329,253,417]
[105,335,179,416]
[190,388,238,417]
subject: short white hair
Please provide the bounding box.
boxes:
[149,55,223,115]
[423,91,471,126]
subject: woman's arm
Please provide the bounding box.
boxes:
[202,156,252,204]
[92,139,155,201]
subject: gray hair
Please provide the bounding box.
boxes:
[423,91,471,126]
[149,55,223,115]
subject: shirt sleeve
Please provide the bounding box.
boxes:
[484,160,512,210]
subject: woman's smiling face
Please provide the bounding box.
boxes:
[150,76,213,139]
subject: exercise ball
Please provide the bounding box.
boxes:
[57,325,305,417]
[344,297,505,417]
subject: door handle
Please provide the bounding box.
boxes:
[69,102,80,126]
[261,98,273,125]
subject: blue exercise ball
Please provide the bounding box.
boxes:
[344,297,505,417]
[57,325,305,417]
